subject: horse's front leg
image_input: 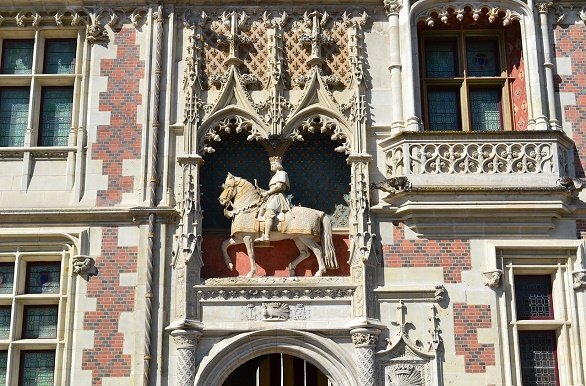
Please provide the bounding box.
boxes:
[221,237,240,271]
[242,235,257,278]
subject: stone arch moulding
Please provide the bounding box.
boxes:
[283,107,353,155]
[410,0,529,23]
[197,109,270,155]
[194,329,356,386]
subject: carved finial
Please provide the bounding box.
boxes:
[300,10,333,67]
[218,10,251,67]
[482,269,503,289]
[384,0,403,17]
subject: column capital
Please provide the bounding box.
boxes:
[170,329,202,349]
[383,0,403,17]
[536,2,553,14]
[350,327,381,348]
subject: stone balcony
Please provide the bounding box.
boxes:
[373,131,578,237]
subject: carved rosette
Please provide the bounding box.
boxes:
[171,329,202,386]
[482,269,503,289]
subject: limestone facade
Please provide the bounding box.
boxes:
[0,0,585,385]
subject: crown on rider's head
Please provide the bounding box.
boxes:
[269,156,283,164]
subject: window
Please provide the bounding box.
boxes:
[496,247,582,386]
[420,31,510,131]
[0,244,71,385]
[0,33,79,148]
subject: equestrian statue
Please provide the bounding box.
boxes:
[218,156,338,277]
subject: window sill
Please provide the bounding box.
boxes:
[0,146,76,160]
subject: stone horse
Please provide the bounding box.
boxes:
[218,173,338,277]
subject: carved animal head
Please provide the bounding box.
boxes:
[218,173,238,207]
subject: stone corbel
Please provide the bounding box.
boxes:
[482,269,503,289]
[572,270,586,290]
[72,255,98,279]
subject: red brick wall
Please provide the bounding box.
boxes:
[92,27,144,206]
[82,227,138,385]
[454,304,496,373]
[382,225,471,283]
[554,23,586,178]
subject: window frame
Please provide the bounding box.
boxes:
[419,29,514,132]
[487,241,585,386]
[0,241,73,386]
[0,29,82,149]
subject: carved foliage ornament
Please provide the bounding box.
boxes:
[384,0,403,17]
[352,332,378,347]
[417,5,517,27]
[572,270,586,290]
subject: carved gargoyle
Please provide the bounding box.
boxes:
[557,176,586,194]
[72,255,98,279]
[370,177,411,194]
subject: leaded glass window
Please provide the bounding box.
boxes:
[0,87,29,147]
[514,275,554,320]
[23,305,58,338]
[0,263,14,294]
[0,351,7,385]
[20,350,55,386]
[519,331,559,386]
[43,39,76,74]
[420,27,515,131]
[1,40,33,74]
[25,263,60,294]
[0,306,10,339]
[470,89,502,131]
[427,89,460,131]
[425,39,458,78]
[39,87,73,146]
[466,39,499,76]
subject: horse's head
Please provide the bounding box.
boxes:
[219,173,238,207]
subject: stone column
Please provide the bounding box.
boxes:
[351,328,380,386]
[384,0,405,131]
[170,329,202,386]
[536,2,560,130]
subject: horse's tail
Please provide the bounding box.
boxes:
[321,215,338,269]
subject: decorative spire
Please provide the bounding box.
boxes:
[300,10,333,67]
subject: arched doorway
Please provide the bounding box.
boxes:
[222,353,331,386]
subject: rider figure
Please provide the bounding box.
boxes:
[255,156,291,243]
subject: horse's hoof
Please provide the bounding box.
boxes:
[288,264,296,277]
[246,270,256,278]
[227,262,234,271]
[314,269,325,277]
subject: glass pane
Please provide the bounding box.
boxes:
[466,39,499,76]
[0,263,15,294]
[20,351,55,386]
[425,39,458,78]
[39,87,73,146]
[427,89,460,131]
[1,40,34,74]
[0,87,29,147]
[25,263,61,294]
[515,275,554,320]
[0,351,7,385]
[470,89,502,131]
[0,307,10,339]
[44,39,76,74]
[519,331,558,386]
[23,305,58,338]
